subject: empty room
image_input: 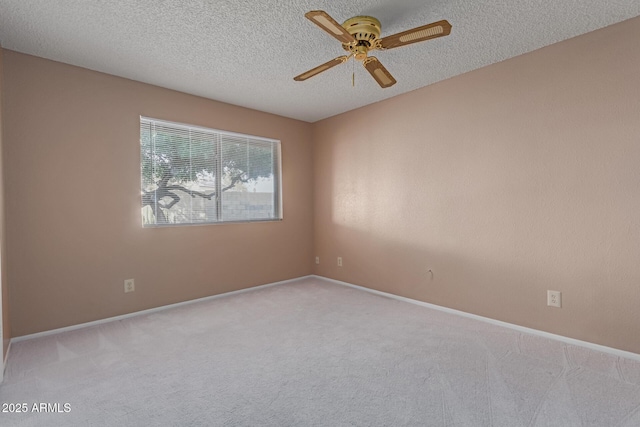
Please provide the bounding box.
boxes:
[1,1,640,426]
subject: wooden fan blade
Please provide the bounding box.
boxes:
[363,57,397,88]
[305,10,356,44]
[294,56,349,81]
[379,20,451,50]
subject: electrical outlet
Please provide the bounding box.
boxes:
[315,256,320,264]
[124,279,135,293]
[337,257,343,267]
[547,290,561,308]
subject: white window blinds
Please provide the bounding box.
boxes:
[140,117,281,226]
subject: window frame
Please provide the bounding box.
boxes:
[140,116,283,227]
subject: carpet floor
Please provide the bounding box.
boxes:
[1,277,640,426]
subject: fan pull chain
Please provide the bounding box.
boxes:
[352,58,355,87]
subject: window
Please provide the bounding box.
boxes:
[140,117,281,226]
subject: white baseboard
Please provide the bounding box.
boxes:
[1,339,10,383]
[314,275,640,362]
[11,275,313,343]
[3,340,9,365]
[9,274,640,363]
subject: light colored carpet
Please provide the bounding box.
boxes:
[1,277,640,426]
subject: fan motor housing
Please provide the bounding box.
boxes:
[341,16,381,60]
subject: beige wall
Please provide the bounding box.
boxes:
[2,51,314,336]
[313,16,640,354]
[2,17,640,354]
[0,45,10,359]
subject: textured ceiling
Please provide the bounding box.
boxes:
[0,1,639,122]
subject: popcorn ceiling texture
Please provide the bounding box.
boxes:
[0,0,638,122]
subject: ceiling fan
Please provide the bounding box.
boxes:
[294,10,452,88]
